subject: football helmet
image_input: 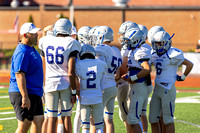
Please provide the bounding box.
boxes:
[95,26,113,45]
[78,26,92,44]
[79,44,96,60]
[88,26,100,46]
[147,26,165,44]
[53,18,72,36]
[118,21,140,35]
[151,31,174,55]
[138,24,148,42]
[122,29,144,50]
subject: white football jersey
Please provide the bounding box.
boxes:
[152,47,185,90]
[39,36,81,93]
[121,46,129,58]
[95,44,122,89]
[127,43,152,69]
[76,59,107,105]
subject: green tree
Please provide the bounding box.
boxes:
[28,14,34,24]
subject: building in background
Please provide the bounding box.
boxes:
[0,0,200,51]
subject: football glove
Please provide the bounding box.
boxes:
[176,74,186,81]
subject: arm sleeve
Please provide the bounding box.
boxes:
[169,48,185,66]
[14,52,30,74]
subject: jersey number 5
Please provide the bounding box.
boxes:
[46,46,64,64]
[108,56,122,74]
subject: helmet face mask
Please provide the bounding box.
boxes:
[78,26,91,44]
[53,18,72,36]
[88,26,99,46]
[123,29,144,50]
[152,31,174,55]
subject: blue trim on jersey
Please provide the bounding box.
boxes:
[61,106,72,112]
[82,121,90,125]
[57,112,62,116]
[95,122,104,125]
[136,101,139,119]
[166,52,171,59]
[47,108,58,113]
[44,111,47,114]
[105,112,113,115]
[170,102,174,117]
[122,102,128,115]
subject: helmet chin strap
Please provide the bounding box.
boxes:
[100,35,104,44]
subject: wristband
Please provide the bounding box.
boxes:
[181,75,186,80]
[130,75,138,81]
[71,89,76,95]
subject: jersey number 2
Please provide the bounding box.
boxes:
[87,71,96,88]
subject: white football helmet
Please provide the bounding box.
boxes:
[53,18,72,36]
[152,31,174,55]
[118,21,140,35]
[147,26,165,44]
[79,44,96,60]
[78,26,92,44]
[88,26,100,46]
[96,26,113,45]
[138,24,148,42]
[122,29,144,50]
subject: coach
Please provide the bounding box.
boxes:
[9,22,44,133]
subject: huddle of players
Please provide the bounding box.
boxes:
[40,18,193,133]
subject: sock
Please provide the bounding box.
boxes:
[57,123,64,133]
[96,128,103,133]
[82,129,89,133]
[73,112,81,133]
[139,121,143,131]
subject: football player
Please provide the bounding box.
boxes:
[138,24,153,133]
[121,29,152,133]
[74,26,92,133]
[38,18,81,133]
[117,21,141,133]
[95,26,122,133]
[75,44,107,133]
[149,31,193,133]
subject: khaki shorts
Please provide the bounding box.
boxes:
[149,84,176,124]
[45,88,72,117]
[141,84,153,116]
[117,84,129,121]
[103,86,118,119]
[80,103,104,129]
[127,82,148,125]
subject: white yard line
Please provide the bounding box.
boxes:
[0,96,9,99]
[175,119,200,128]
[0,117,16,121]
[0,112,14,115]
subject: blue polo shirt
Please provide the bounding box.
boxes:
[9,43,44,97]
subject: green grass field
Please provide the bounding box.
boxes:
[0,85,200,133]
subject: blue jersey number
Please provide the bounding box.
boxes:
[46,46,64,64]
[108,56,122,74]
[86,71,96,88]
[156,62,162,75]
